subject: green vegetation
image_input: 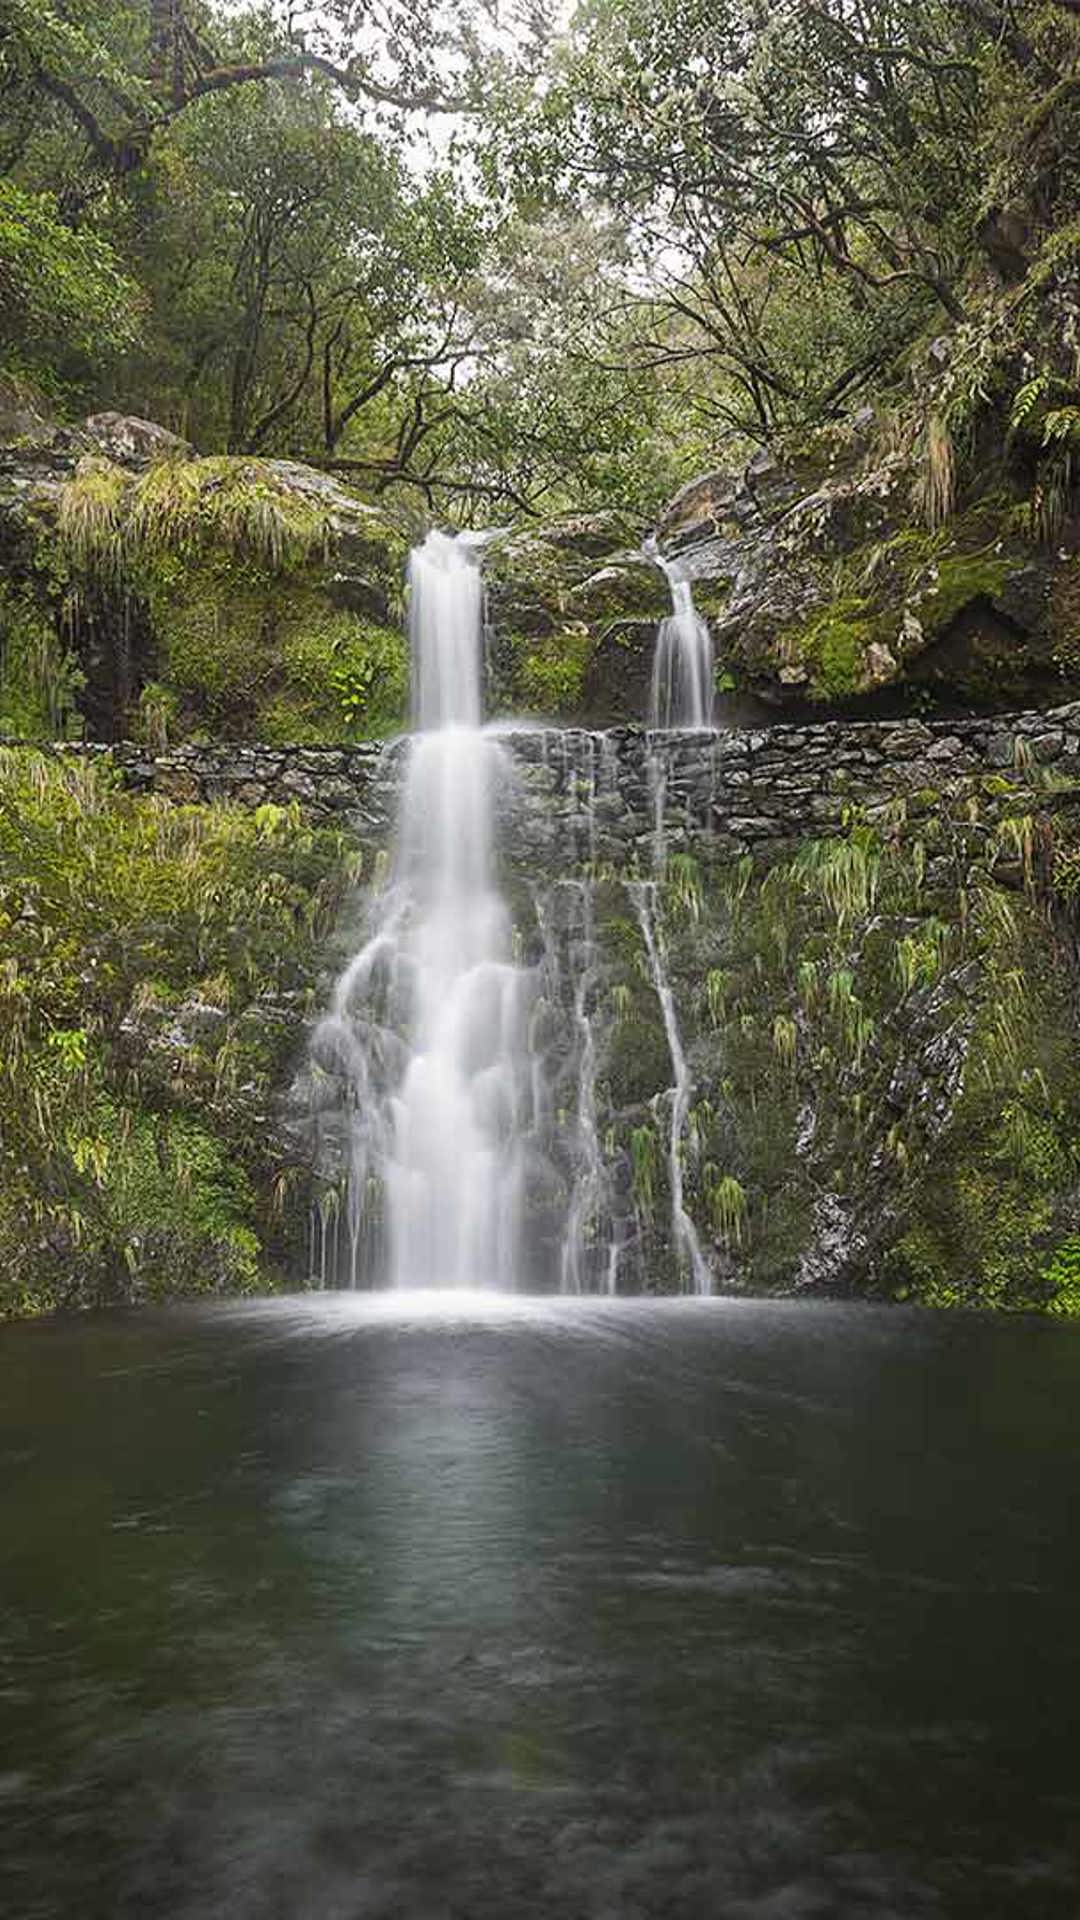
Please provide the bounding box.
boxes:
[27,455,410,743]
[516,628,594,717]
[644,792,1080,1311]
[0,180,142,393]
[0,750,356,1314]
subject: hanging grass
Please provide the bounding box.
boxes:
[793,829,881,926]
[704,967,729,1027]
[667,851,703,922]
[771,1013,797,1072]
[914,411,957,530]
[893,916,950,995]
[630,1123,659,1215]
[704,1166,748,1249]
[57,454,332,582]
[56,458,129,582]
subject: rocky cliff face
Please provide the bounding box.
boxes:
[479,261,1080,724]
[479,418,1080,723]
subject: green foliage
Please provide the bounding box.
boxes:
[894,918,949,994]
[53,456,408,741]
[0,749,355,1314]
[1043,1236,1080,1317]
[704,1168,748,1249]
[0,181,142,387]
[630,1123,660,1215]
[666,852,703,922]
[59,456,330,578]
[793,828,881,927]
[517,628,594,715]
[781,599,874,698]
[0,583,84,738]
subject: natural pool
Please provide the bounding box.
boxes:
[3,1295,1080,1917]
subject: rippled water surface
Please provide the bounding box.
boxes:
[3,1295,1080,1917]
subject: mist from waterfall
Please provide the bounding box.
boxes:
[646,544,714,731]
[312,531,533,1289]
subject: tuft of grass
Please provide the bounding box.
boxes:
[914,411,957,531]
[58,455,331,581]
[704,1167,748,1249]
[793,828,880,926]
[630,1124,660,1215]
[56,459,129,581]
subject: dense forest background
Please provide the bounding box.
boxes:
[3,0,1080,519]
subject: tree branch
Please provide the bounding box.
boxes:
[188,53,467,116]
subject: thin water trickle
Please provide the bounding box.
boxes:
[630,880,712,1296]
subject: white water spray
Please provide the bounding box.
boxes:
[313,532,533,1289]
[645,542,714,731]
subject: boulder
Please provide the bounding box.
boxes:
[481,519,666,723]
[83,412,194,467]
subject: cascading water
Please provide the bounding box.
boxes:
[629,881,713,1297]
[307,534,720,1298]
[311,531,533,1289]
[645,542,715,731]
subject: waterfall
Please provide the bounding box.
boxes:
[629,881,713,1296]
[645,542,714,731]
[311,531,534,1289]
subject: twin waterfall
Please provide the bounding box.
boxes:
[649,570,714,732]
[309,532,718,1294]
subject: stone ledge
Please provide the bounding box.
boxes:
[4,700,1079,862]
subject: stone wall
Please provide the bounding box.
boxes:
[17,698,1080,868]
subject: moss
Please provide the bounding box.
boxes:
[0,749,357,1316]
[910,549,1011,634]
[56,457,129,577]
[0,580,83,737]
[59,454,331,578]
[50,454,408,742]
[690,578,733,619]
[134,560,407,742]
[603,1014,672,1110]
[515,625,595,716]
[780,595,876,697]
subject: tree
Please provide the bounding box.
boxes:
[123,80,489,456]
[0,0,541,178]
[486,0,1080,443]
[0,178,142,384]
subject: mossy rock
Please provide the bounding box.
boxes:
[0,431,411,743]
[483,522,665,722]
[146,559,407,742]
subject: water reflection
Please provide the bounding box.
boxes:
[3,1299,1080,1916]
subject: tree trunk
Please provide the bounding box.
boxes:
[149,0,184,108]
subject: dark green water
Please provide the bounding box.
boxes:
[3,1295,1080,1918]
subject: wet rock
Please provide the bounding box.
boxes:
[83,413,194,466]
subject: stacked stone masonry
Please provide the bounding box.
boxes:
[16,699,1080,866]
